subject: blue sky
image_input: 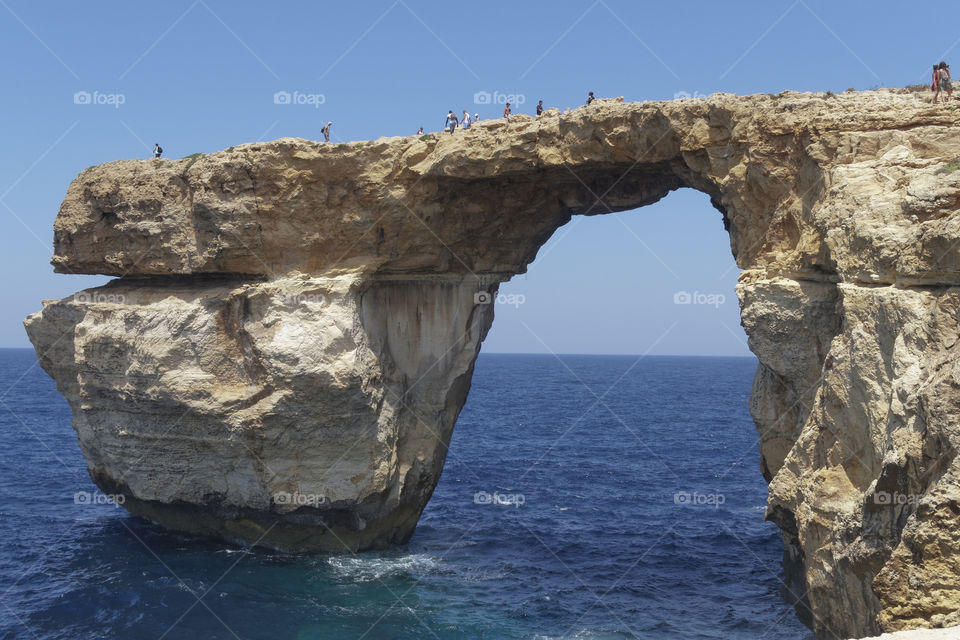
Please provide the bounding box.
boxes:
[0,1,953,354]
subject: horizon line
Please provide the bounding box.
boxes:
[0,345,756,358]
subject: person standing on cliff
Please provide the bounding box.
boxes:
[416,127,424,135]
[536,100,544,116]
[153,143,162,158]
[321,122,332,142]
[461,110,471,130]
[503,102,511,119]
[445,110,458,134]
[939,62,953,102]
[586,91,595,105]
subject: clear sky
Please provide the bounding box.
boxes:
[0,1,953,354]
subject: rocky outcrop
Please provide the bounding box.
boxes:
[25,90,960,639]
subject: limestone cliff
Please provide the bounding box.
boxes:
[25,90,960,639]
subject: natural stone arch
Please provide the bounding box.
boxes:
[27,91,960,638]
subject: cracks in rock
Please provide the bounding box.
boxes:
[242,164,265,254]
[213,287,270,388]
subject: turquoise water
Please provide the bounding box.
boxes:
[0,350,811,639]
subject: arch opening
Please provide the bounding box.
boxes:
[412,191,813,637]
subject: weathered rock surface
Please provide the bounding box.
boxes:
[856,626,960,640]
[25,90,960,639]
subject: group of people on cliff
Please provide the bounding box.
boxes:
[150,70,959,160]
[442,110,477,134]
[932,61,953,103]
[439,91,597,135]
[151,90,601,155]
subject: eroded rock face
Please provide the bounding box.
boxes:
[25,90,960,638]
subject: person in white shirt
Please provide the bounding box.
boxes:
[461,110,471,129]
[444,110,458,134]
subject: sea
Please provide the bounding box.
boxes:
[0,349,812,639]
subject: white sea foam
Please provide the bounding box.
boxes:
[326,554,438,582]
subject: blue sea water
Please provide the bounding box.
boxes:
[0,349,812,640]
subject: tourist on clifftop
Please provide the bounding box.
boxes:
[503,102,511,119]
[153,143,162,158]
[536,100,544,116]
[938,62,953,102]
[587,91,595,105]
[462,110,471,130]
[322,122,332,142]
[416,127,423,135]
[445,110,458,134]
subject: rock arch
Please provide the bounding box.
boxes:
[27,91,960,638]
